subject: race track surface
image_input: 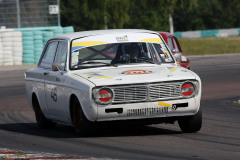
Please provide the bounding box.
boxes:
[0,54,240,160]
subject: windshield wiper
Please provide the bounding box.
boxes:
[132,58,156,64]
[80,61,118,67]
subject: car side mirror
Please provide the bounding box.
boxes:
[52,63,63,71]
[172,49,176,54]
[174,53,182,64]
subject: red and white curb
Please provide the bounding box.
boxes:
[0,149,114,160]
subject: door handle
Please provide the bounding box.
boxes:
[43,72,49,75]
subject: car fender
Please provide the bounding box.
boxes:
[69,89,98,123]
[31,86,50,116]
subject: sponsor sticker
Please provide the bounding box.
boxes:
[116,35,128,42]
[160,43,166,49]
[121,70,153,75]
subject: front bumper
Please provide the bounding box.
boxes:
[96,97,200,121]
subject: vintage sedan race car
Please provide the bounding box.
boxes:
[25,29,202,136]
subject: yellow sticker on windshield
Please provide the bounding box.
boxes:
[139,38,163,43]
[72,41,107,51]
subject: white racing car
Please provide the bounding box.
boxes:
[25,29,202,136]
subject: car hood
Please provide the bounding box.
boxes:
[73,64,197,86]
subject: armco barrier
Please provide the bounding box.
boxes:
[201,29,219,37]
[174,28,240,38]
[0,26,74,66]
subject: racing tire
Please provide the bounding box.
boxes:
[178,107,202,133]
[72,98,92,136]
[32,96,56,129]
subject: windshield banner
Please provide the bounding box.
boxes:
[72,33,163,52]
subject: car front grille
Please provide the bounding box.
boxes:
[113,86,148,102]
[111,81,185,104]
[149,82,181,100]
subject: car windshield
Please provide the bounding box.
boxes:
[70,42,174,70]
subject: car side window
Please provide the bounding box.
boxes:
[39,41,58,68]
[173,38,180,53]
[167,38,174,50]
[54,41,68,70]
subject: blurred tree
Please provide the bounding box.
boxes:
[61,0,130,31]
[104,0,130,29]
[61,0,240,32]
[174,0,240,31]
[165,0,198,33]
[124,0,169,31]
[61,0,103,31]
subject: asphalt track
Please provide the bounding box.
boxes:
[0,54,239,160]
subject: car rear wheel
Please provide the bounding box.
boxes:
[32,96,56,128]
[72,98,92,136]
[178,107,202,133]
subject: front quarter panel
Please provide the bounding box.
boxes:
[65,72,98,122]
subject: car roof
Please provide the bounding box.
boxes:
[159,32,173,37]
[51,29,159,41]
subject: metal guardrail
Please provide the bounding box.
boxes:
[174,28,240,38]
[0,0,59,28]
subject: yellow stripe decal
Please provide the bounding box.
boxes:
[72,41,107,47]
[139,38,163,43]
[158,102,172,107]
[87,74,112,79]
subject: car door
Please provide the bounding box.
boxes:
[38,40,58,116]
[44,40,69,122]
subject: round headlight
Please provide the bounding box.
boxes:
[181,82,195,97]
[93,88,113,104]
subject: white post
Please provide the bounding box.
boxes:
[57,0,61,26]
[169,9,174,34]
[104,15,108,29]
[16,0,21,28]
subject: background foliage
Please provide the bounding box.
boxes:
[61,0,240,32]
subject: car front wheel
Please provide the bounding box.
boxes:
[178,107,202,133]
[72,98,92,136]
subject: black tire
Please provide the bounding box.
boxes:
[32,96,56,129]
[178,107,202,133]
[72,98,92,136]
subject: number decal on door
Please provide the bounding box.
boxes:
[51,87,57,102]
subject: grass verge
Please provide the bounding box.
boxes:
[178,36,240,56]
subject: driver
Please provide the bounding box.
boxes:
[127,44,140,59]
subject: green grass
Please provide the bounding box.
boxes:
[178,36,240,56]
